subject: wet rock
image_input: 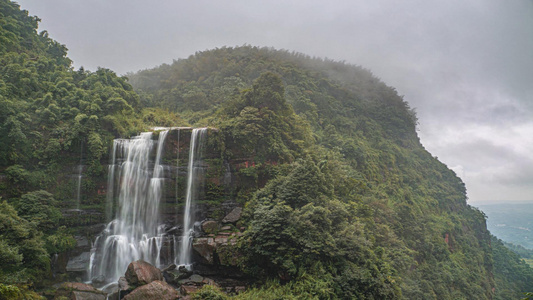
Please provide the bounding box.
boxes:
[59,282,99,292]
[192,238,216,264]
[101,282,119,300]
[189,274,204,283]
[201,220,218,234]
[202,277,218,287]
[125,260,163,287]
[87,223,107,235]
[177,265,193,279]
[123,280,178,300]
[66,252,91,272]
[220,225,231,231]
[91,275,106,284]
[54,282,106,300]
[180,285,198,296]
[164,265,192,284]
[118,276,133,298]
[75,236,90,248]
[222,207,242,224]
[166,226,180,235]
[70,291,106,300]
[162,264,176,272]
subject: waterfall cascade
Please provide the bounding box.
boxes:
[75,165,83,210]
[88,128,208,284]
[105,140,119,222]
[178,128,207,266]
[75,142,84,210]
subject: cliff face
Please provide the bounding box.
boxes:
[60,127,254,282]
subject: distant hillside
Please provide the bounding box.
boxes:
[479,203,533,249]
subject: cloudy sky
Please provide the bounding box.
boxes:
[16,0,533,205]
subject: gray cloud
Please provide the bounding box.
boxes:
[16,0,533,204]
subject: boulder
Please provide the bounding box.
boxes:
[201,220,218,234]
[189,274,204,283]
[180,285,198,296]
[125,260,163,287]
[202,277,218,287]
[192,238,216,264]
[70,291,106,300]
[163,265,192,284]
[66,252,91,272]
[162,264,176,272]
[90,274,106,285]
[59,282,99,292]
[118,276,133,298]
[178,273,205,287]
[222,207,242,224]
[123,280,178,300]
[54,282,106,300]
[220,225,231,231]
[101,282,119,300]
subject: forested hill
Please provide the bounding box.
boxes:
[0,0,532,298]
[129,47,533,299]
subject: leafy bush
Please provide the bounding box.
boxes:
[191,285,228,300]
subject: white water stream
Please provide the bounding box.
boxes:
[88,128,207,284]
[178,128,207,267]
[88,130,168,283]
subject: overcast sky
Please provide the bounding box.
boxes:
[15,0,533,205]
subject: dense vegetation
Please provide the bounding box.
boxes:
[1,0,532,299]
[491,236,533,300]
[0,0,161,296]
[501,241,533,260]
[129,47,533,299]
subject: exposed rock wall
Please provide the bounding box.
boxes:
[61,127,251,282]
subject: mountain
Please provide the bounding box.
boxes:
[127,47,533,299]
[0,0,532,299]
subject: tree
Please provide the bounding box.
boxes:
[0,201,49,282]
[14,190,61,231]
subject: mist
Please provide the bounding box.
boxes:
[16,0,533,204]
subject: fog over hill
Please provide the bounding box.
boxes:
[16,0,533,204]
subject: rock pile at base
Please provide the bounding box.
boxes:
[123,280,178,300]
[54,282,106,300]
[125,260,163,287]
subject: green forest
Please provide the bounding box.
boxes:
[0,0,532,299]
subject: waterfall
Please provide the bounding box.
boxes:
[89,130,169,283]
[175,129,180,205]
[75,141,84,210]
[172,129,181,262]
[76,166,82,210]
[105,140,119,222]
[88,127,209,284]
[178,128,207,266]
